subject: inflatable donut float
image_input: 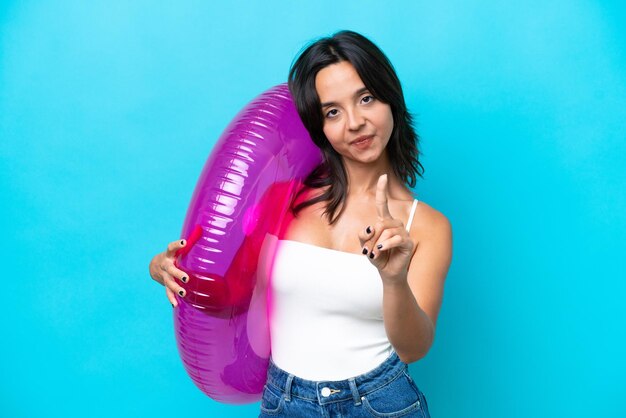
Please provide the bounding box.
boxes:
[173,84,321,404]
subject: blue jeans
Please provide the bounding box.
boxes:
[258,351,431,417]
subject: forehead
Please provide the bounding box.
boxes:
[315,61,365,102]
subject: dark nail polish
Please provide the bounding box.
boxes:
[180,240,185,246]
[369,252,375,259]
[171,303,175,308]
[362,247,368,255]
[376,244,383,250]
[366,226,372,234]
[182,276,188,283]
[178,290,185,297]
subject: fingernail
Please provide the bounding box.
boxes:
[180,240,185,246]
[178,290,185,297]
[362,247,368,255]
[171,303,175,308]
[376,244,383,250]
[181,276,188,283]
[366,226,372,234]
[369,252,375,259]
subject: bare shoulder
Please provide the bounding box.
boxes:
[411,200,453,245]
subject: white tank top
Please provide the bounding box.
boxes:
[268,199,419,380]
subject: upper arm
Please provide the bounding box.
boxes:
[406,204,453,333]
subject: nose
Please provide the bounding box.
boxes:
[347,107,365,131]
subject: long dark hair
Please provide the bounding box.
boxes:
[288,30,424,224]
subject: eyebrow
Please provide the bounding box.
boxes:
[320,87,370,108]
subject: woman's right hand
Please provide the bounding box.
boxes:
[149,239,189,308]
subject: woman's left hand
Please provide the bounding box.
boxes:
[358,174,415,284]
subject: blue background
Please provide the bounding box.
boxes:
[2,1,625,417]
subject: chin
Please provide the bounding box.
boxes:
[351,154,383,165]
[359,149,386,164]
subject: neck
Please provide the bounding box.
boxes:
[342,152,405,199]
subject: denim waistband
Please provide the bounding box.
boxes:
[265,351,407,406]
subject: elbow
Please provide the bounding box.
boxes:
[398,345,431,364]
[398,353,423,364]
[398,324,435,364]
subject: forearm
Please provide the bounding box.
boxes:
[382,280,434,364]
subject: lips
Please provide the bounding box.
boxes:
[350,135,374,145]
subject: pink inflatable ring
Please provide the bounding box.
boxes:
[173,84,321,404]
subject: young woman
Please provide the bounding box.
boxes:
[149,31,452,417]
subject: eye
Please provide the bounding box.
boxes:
[325,108,339,118]
[361,95,375,104]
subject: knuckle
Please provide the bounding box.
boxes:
[166,265,179,276]
[165,278,177,290]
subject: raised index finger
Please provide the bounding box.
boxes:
[375,174,393,219]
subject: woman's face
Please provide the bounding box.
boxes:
[315,61,394,165]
